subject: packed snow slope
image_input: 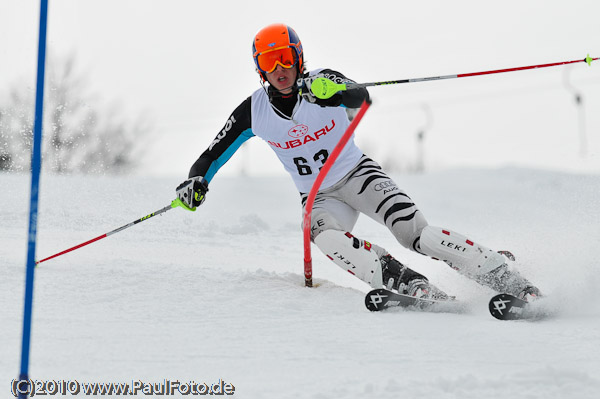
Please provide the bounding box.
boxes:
[1,168,599,399]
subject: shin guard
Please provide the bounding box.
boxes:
[419,226,506,278]
[314,230,383,288]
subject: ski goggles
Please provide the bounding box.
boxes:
[255,46,298,74]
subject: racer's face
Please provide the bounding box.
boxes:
[266,64,298,94]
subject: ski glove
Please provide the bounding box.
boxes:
[176,176,208,211]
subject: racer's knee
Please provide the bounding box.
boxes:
[309,208,358,241]
[390,216,428,253]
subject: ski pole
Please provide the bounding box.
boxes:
[308,54,598,100]
[35,198,189,265]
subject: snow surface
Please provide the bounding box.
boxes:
[1,168,600,398]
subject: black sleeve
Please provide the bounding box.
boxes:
[314,69,370,108]
[188,96,253,182]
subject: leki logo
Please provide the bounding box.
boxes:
[493,298,511,315]
[288,124,309,138]
[369,292,387,309]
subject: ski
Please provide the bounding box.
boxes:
[365,288,465,314]
[489,293,527,320]
[366,289,551,320]
[488,293,551,321]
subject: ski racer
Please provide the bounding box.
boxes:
[176,23,540,301]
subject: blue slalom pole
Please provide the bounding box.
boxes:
[18,0,49,397]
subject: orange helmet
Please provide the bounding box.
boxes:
[252,24,304,82]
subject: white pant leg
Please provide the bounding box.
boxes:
[308,197,359,239]
[335,157,428,252]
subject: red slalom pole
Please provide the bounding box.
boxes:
[302,99,372,287]
[35,199,186,265]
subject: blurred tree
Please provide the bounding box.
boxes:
[0,53,152,174]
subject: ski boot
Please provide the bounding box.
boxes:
[517,285,542,302]
[380,254,449,300]
[476,263,542,301]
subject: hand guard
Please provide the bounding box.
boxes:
[298,75,343,107]
[176,176,208,211]
[298,74,326,104]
